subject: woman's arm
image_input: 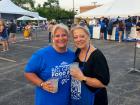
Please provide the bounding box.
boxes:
[82,76,105,88]
[24,72,43,87]
[70,69,105,88]
[24,72,55,93]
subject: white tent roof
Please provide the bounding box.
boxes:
[0,0,39,17]
[75,2,112,18]
[17,16,33,20]
[75,0,140,18]
[105,0,140,17]
[32,16,47,20]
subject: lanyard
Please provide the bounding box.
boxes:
[81,44,90,70]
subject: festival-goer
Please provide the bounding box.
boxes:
[70,25,110,105]
[0,19,9,52]
[24,24,75,105]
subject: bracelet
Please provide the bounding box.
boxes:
[40,82,44,87]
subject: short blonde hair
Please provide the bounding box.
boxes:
[70,25,90,37]
[0,19,5,27]
[52,24,69,37]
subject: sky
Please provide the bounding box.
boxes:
[35,0,113,10]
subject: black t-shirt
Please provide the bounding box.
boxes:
[9,23,17,33]
[75,48,110,105]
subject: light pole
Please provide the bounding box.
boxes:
[91,1,97,6]
[73,0,75,23]
[73,0,75,12]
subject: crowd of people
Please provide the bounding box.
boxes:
[78,17,140,48]
[0,19,49,52]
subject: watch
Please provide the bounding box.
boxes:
[82,77,87,83]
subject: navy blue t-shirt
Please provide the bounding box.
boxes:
[25,46,75,105]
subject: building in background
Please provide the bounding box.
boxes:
[80,5,102,13]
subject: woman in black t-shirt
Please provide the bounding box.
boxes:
[70,25,110,105]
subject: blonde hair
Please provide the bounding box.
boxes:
[70,25,90,37]
[51,24,69,37]
[0,19,5,27]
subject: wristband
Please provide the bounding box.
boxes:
[40,82,44,87]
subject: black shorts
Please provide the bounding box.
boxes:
[100,28,106,33]
[108,30,113,35]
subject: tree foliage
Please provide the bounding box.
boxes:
[12,0,75,21]
[11,0,35,10]
[43,0,59,8]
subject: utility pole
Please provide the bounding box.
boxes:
[91,1,97,6]
[73,0,75,13]
[73,0,75,23]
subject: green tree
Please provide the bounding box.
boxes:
[43,0,59,8]
[35,6,74,21]
[11,0,35,10]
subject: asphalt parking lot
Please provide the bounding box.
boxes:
[0,31,140,105]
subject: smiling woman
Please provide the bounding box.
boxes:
[51,24,69,52]
[70,25,110,105]
[24,24,75,105]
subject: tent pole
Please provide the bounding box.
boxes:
[136,16,139,23]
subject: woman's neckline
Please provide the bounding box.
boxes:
[78,48,97,63]
[52,45,68,54]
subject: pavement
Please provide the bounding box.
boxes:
[0,30,140,105]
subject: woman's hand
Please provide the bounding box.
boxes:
[41,81,55,93]
[70,68,86,81]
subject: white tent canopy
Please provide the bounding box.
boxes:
[17,16,33,20]
[75,0,140,18]
[75,2,112,18]
[104,0,140,17]
[32,16,47,20]
[0,0,39,17]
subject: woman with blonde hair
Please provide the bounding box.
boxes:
[24,24,75,105]
[0,19,9,52]
[70,25,110,105]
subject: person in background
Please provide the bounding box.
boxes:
[79,19,89,29]
[23,22,32,40]
[0,19,9,52]
[70,25,110,105]
[107,19,114,41]
[24,24,75,105]
[125,19,132,40]
[136,19,140,48]
[9,20,17,43]
[118,20,125,43]
[67,19,72,30]
[89,18,95,39]
[48,21,56,43]
[99,18,107,40]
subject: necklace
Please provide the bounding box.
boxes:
[81,44,90,70]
